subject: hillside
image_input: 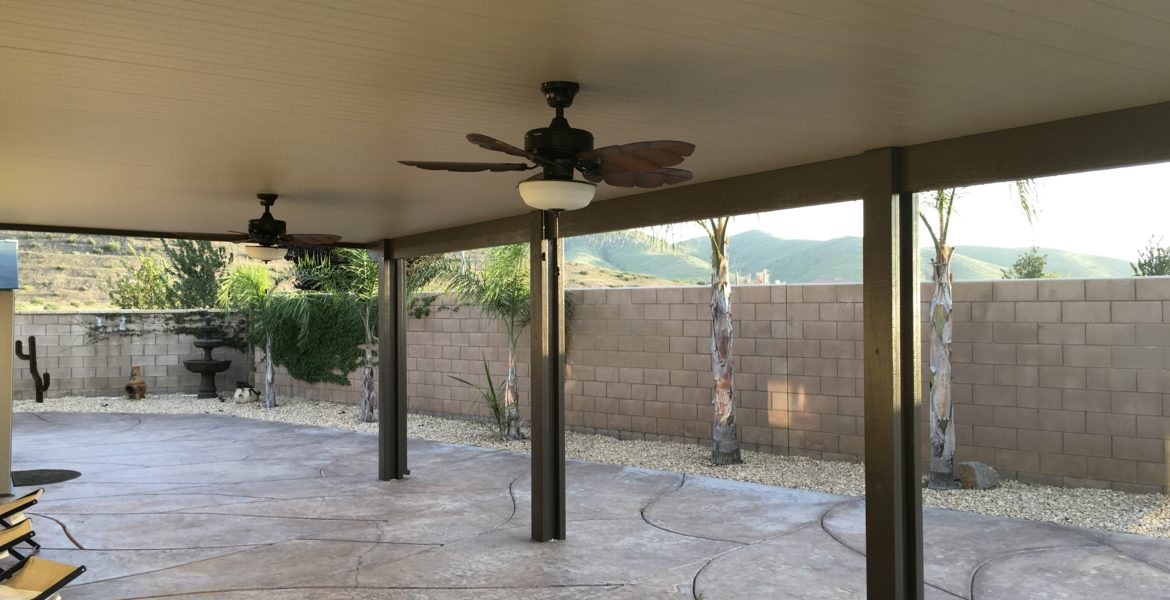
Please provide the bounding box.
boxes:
[1,231,163,310]
[3,228,1136,310]
[569,230,1132,284]
[565,232,709,283]
[0,231,252,311]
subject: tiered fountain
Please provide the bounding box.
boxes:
[182,315,232,399]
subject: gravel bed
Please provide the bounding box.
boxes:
[17,394,1169,538]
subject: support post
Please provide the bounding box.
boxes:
[0,290,12,496]
[531,210,566,541]
[376,241,408,480]
[0,240,17,496]
[862,148,923,599]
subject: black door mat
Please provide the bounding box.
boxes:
[12,469,81,487]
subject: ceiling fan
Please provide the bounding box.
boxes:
[230,193,341,261]
[399,81,696,202]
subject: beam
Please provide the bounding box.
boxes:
[383,99,1170,257]
[559,154,868,238]
[530,210,566,541]
[388,154,868,259]
[375,240,409,480]
[862,148,923,599]
[0,223,241,243]
[391,215,531,260]
[903,100,1170,192]
[0,222,367,248]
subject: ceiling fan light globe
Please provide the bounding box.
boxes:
[518,179,595,211]
[244,244,288,263]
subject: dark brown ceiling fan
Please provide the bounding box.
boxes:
[399,81,695,189]
[229,193,341,248]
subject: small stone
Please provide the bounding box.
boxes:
[957,461,1000,490]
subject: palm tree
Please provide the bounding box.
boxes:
[920,182,1036,489]
[443,244,530,439]
[217,262,278,408]
[292,249,381,421]
[699,217,741,465]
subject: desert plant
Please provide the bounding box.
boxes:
[449,354,507,439]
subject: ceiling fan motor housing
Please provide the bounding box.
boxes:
[526,80,596,179]
[248,194,287,245]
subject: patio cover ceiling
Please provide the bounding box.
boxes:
[2,1,1170,246]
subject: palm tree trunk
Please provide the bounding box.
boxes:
[710,236,741,465]
[264,333,276,409]
[928,249,956,489]
[503,336,524,439]
[361,346,375,423]
[360,313,376,423]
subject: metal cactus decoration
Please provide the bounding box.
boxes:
[15,336,50,403]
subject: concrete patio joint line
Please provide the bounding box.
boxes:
[968,544,1105,600]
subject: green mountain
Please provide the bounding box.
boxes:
[566,232,710,284]
[566,230,1132,284]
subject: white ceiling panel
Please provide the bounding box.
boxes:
[2,0,1169,243]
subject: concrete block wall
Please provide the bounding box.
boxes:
[11,310,250,400]
[944,278,1170,493]
[272,364,375,405]
[404,303,532,420]
[272,278,1170,493]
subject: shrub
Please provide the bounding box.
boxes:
[1132,237,1170,276]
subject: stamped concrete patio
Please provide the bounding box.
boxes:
[10,412,1170,599]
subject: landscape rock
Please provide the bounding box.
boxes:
[957,461,1000,490]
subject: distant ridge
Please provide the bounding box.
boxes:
[565,230,1132,285]
[5,228,1138,310]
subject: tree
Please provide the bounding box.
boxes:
[442,244,530,439]
[405,255,451,317]
[292,249,380,422]
[920,183,1036,489]
[109,247,171,309]
[1132,237,1170,276]
[1001,246,1054,279]
[109,239,231,309]
[162,239,232,308]
[699,217,741,465]
[217,263,278,408]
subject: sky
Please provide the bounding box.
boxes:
[658,162,1170,261]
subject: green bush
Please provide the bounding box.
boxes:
[1132,237,1170,276]
[109,240,231,309]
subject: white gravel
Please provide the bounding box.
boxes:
[17,393,1169,538]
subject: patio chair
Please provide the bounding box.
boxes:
[0,491,43,559]
[0,490,43,529]
[0,556,85,600]
[0,521,37,561]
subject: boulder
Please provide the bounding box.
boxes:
[957,461,1000,490]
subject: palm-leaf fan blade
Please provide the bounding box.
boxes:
[585,168,692,188]
[399,161,533,172]
[578,141,695,173]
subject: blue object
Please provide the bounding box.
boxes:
[0,240,16,290]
